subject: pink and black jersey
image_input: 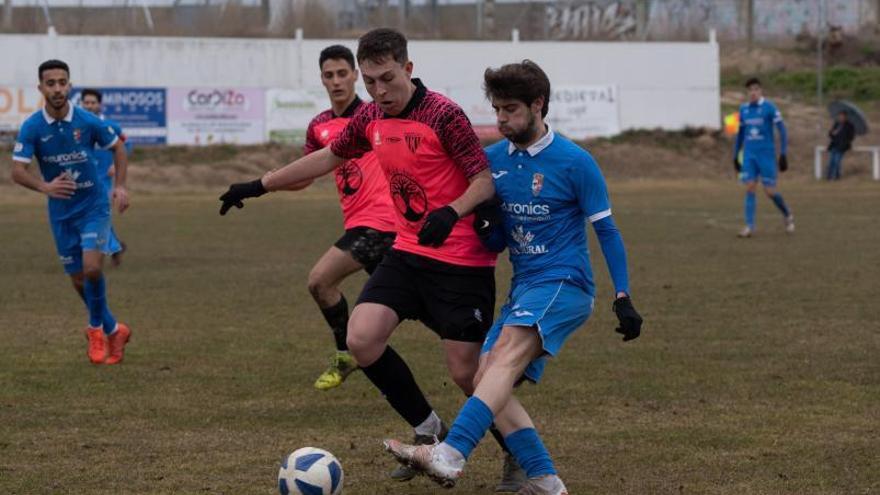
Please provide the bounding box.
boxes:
[330,79,496,267]
[304,96,396,233]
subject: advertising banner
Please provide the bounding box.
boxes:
[71,87,167,145]
[167,87,265,145]
[265,88,327,145]
[0,86,43,132]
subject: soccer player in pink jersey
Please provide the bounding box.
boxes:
[298,45,397,391]
[220,28,524,490]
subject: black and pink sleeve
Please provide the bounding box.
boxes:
[436,103,489,178]
[330,104,376,160]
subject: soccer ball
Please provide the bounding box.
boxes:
[278,447,344,495]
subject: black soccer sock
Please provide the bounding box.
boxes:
[319,295,349,351]
[490,424,511,454]
[361,346,434,428]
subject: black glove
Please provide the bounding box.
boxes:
[417,205,459,247]
[612,296,642,342]
[778,154,788,172]
[733,156,741,173]
[219,179,267,215]
[472,197,502,241]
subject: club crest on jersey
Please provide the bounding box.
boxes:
[405,132,422,154]
[531,173,544,196]
[320,129,330,140]
[73,128,82,143]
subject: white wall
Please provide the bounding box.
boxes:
[0,34,720,131]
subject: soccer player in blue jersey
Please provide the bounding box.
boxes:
[11,60,132,365]
[733,78,794,238]
[81,88,127,266]
[384,60,643,494]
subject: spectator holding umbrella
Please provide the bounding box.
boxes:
[827,111,855,180]
[827,100,868,181]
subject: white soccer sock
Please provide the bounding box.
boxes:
[414,410,442,437]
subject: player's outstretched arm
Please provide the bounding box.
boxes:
[111,140,130,213]
[417,169,495,247]
[219,147,343,215]
[593,215,642,342]
[11,162,76,199]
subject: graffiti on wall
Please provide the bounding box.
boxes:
[545,1,639,40]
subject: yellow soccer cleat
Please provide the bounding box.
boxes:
[314,351,359,391]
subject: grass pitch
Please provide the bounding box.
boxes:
[1,180,878,494]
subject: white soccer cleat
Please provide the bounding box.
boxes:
[383,439,462,488]
[737,226,753,238]
[516,474,569,495]
[784,215,795,234]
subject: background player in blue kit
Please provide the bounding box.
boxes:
[11,60,132,365]
[733,78,794,238]
[80,88,128,266]
[385,60,643,495]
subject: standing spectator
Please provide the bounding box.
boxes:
[827,111,855,181]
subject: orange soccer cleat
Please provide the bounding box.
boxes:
[85,327,108,364]
[105,323,131,365]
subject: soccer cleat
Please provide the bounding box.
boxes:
[383,439,462,489]
[784,215,795,234]
[104,323,131,365]
[496,453,527,492]
[314,351,359,391]
[516,475,569,495]
[737,226,753,238]
[85,327,108,364]
[389,423,448,482]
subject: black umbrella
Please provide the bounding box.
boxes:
[828,100,869,135]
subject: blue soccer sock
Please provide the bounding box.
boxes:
[771,193,790,217]
[744,191,756,228]
[444,396,495,460]
[83,276,115,334]
[505,428,557,478]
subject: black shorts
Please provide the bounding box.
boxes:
[334,227,396,274]
[357,249,496,342]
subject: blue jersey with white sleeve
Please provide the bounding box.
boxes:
[485,130,618,297]
[12,105,119,221]
[735,97,787,156]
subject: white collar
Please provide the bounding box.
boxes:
[507,126,555,157]
[42,104,74,124]
[749,97,765,106]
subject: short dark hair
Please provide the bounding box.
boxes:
[357,28,408,65]
[745,77,761,88]
[483,60,551,118]
[81,88,102,103]
[39,59,70,81]
[319,45,355,70]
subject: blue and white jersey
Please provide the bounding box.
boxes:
[485,129,611,296]
[737,97,787,155]
[13,105,119,221]
[92,115,125,193]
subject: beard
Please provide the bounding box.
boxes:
[505,113,539,145]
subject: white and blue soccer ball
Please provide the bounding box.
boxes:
[278,447,344,495]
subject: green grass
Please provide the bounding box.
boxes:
[1,181,879,494]
[722,66,880,102]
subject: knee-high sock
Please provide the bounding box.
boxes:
[745,191,756,228]
[445,396,494,459]
[360,346,433,428]
[771,193,790,217]
[505,428,556,478]
[319,295,349,351]
[84,276,116,333]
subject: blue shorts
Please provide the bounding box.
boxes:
[49,207,111,275]
[740,152,777,187]
[482,278,593,383]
